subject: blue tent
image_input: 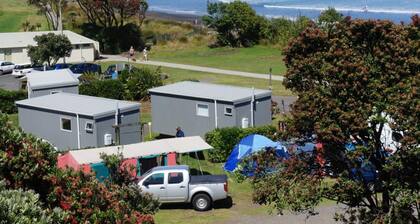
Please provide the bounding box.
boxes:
[224,134,287,172]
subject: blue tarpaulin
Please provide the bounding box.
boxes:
[224,134,288,172]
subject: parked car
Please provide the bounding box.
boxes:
[138,165,228,211]
[54,63,72,70]
[0,61,15,75]
[12,63,32,77]
[31,65,54,72]
[69,63,101,75]
[103,63,138,79]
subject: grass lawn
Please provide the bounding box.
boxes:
[99,62,292,96]
[7,113,19,127]
[0,0,48,32]
[148,45,286,76]
[154,152,272,224]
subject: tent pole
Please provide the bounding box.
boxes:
[195,151,203,175]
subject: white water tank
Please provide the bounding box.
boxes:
[241,117,249,128]
[104,133,113,145]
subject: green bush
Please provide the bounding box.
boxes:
[0,181,66,224]
[205,125,277,162]
[0,89,26,114]
[79,79,124,100]
[124,67,163,101]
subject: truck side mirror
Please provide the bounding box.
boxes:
[143,181,149,187]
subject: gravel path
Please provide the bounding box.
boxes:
[100,55,285,81]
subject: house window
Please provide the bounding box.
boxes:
[85,122,94,133]
[60,118,72,132]
[224,106,233,116]
[196,103,209,117]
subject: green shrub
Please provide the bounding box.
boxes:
[79,79,124,100]
[0,181,66,224]
[205,125,277,162]
[0,89,26,114]
[124,67,163,101]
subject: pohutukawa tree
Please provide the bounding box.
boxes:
[245,16,419,223]
[75,0,148,28]
[27,33,72,66]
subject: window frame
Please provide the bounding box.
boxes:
[224,106,234,116]
[144,172,165,186]
[168,172,184,184]
[196,103,209,117]
[60,117,72,132]
[85,122,94,133]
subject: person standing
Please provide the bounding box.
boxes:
[143,48,148,61]
[129,46,135,61]
[175,127,185,137]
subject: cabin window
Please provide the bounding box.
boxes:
[196,103,209,117]
[168,172,183,184]
[85,122,94,133]
[224,106,233,116]
[60,118,72,132]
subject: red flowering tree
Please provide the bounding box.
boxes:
[243,16,420,223]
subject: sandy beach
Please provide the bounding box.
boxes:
[146,11,203,24]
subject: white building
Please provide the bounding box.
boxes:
[0,30,100,64]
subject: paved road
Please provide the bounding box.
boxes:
[0,74,21,91]
[100,55,285,81]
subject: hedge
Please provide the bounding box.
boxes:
[0,89,26,114]
[205,125,277,162]
[79,79,125,100]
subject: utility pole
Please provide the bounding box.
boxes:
[269,67,272,90]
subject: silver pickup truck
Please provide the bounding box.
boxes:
[138,165,228,211]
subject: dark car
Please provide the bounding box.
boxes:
[69,63,101,74]
[54,63,72,70]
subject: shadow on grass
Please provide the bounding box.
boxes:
[160,196,233,210]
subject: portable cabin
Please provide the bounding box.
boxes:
[16,93,141,151]
[26,69,79,98]
[149,81,272,137]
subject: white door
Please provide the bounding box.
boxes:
[165,171,188,202]
[141,172,167,200]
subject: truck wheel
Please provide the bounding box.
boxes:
[0,70,3,75]
[192,194,211,211]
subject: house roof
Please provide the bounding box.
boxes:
[68,136,213,164]
[16,93,140,118]
[27,69,79,90]
[0,30,97,48]
[148,81,272,103]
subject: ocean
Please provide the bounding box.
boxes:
[149,0,420,23]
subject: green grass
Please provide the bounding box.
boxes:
[0,0,48,32]
[99,62,292,96]
[149,45,286,76]
[154,153,271,224]
[7,113,18,127]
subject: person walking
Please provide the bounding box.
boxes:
[175,127,185,137]
[143,48,148,61]
[129,46,135,61]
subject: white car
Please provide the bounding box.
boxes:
[0,61,15,75]
[12,63,32,77]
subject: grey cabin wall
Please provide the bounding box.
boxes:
[30,85,79,98]
[95,110,141,146]
[151,94,237,137]
[17,106,97,150]
[235,96,272,127]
